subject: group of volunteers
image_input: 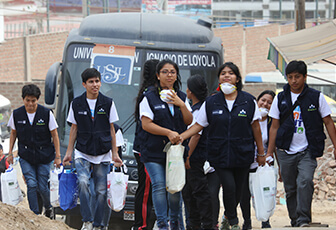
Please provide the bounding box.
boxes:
[2,58,336,230]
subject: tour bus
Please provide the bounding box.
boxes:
[0,94,12,153]
[44,12,223,228]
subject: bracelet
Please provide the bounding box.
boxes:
[257,153,266,157]
[55,157,61,159]
[8,153,13,157]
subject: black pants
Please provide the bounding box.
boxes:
[215,167,250,226]
[182,160,213,229]
[133,153,153,230]
[207,171,221,227]
[240,167,257,223]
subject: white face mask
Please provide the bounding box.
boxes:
[160,89,173,103]
[220,83,236,95]
[259,107,269,117]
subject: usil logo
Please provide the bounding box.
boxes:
[97,64,126,84]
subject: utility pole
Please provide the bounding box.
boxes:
[117,0,120,12]
[46,0,50,32]
[334,0,336,18]
[295,0,306,30]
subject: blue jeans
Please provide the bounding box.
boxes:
[144,162,181,230]
[75,158,109,227]
[19,158,51,214]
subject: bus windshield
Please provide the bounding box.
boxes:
[56,43,221,157]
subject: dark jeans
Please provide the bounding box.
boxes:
[133,152,153,230]
[215,167,250,226]
[277,149,317,227]
[182,161,213,229]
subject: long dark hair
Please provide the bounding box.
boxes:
[156,59,182,92]
[257,90,275,102]
[217,62,243,91]
[187,74,208,102]
[134,59,160,120]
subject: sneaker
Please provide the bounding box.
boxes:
[220,216,230,230]
[231,225,241,230]
[81,222,93,230]
[261,220,271,228]
[93,227,102,230]
[44,207,54,219]
[299,223,310,227]
[152,221,159,230]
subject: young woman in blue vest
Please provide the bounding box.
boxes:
[139,59,193,230]
[132,59,159,230]
[182,74,215,230]
[180,62,266,230]
[239,90,275,230]
[7,84,61,218]
[266,60,336,227]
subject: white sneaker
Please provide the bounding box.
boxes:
[93,227,101,230]
[152,220,159,230]
[81,222,93,230]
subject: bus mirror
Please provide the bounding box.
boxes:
[45,62,62,109]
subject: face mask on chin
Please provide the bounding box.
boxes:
[220,83,237,95]
[259,107,269,117]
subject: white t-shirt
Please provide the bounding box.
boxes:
[8,110,58,131]
[250,118,268,169]
[269,92,331,154]
[196,99,261,127]
[139,96,192,120]
[67,99,119,164]
[188,105,203,135]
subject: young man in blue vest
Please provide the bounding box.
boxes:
[266,60,336,227]
[63,68,122,230]
[7,84,61,218]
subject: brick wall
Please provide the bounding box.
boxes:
[0,21,335,84]
[0,81,45,110]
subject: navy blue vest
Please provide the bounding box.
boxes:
[133,86,156,153]
[14,105,55,165]
[140,89,188,164]
[276,84,326,158]
[189,101,207,163]
[72,92,113,156]
[205,91,256,168]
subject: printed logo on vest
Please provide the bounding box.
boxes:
[238,109,247,117]
[78,111,88,115]
[36,119,45,126]
[212,110,223,115]
[97,108,106,115]
[281,100,287,105]
[18,120,26,124]
[154,104,165,110]
[308,104,317,112]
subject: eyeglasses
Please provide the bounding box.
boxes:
[160,70,177,76]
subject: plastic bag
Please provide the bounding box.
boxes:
[107,165,129,212]
[249,164,277,221]
[59,167,78,211]
[50,165,63,207]
[1,166,23,205]
[164,143,185,194]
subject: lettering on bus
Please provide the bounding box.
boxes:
[145,51,218,69]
